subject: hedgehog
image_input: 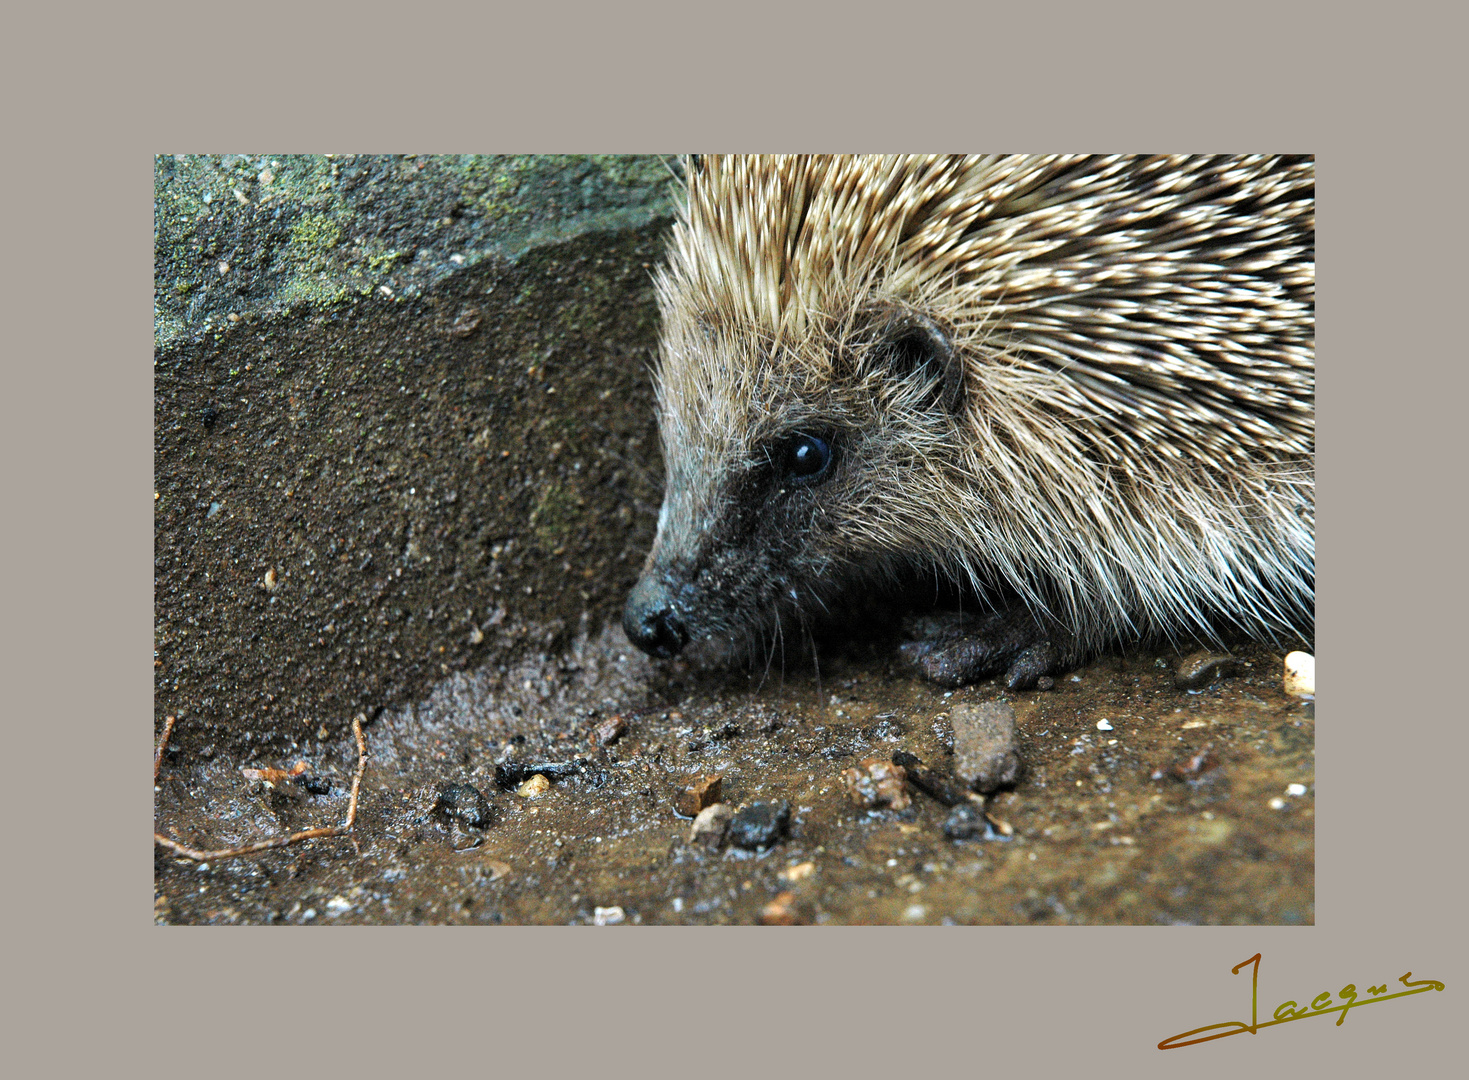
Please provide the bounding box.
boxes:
[621,155,1313,689]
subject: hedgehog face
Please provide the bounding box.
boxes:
[623,307,964,660]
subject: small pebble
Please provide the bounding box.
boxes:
[726,801,791,851]
[1096,719,1113,731]
[1163,744,1222,789]
[950,702,1021,793]
[779,861,815,883]
[841,757,911,810]
[595,714,628,746]
[759,892,803,925]
[468,626,485,645]
[516,774,551,798]
[1174,651,1238,689]
[325,895,351,917]
[1269,797,1287,810]
[1283,651,1314,698]
[593,905,625,926]
[903,904,928,922]
[943,801,1000,841]
[674,774,722,817]
[1286,783,1308,797]
[689,802,732,847]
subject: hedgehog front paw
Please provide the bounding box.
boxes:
[899,609,1063,690]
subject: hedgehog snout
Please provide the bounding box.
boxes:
[622,574,690,658]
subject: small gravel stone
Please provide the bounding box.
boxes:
[759,891,803,925]
[950,702,1022,793]
[1283,651,1314,697]
[726,801,791,851]
[595,714,628,746]
[1174,651,1239,689]
[674,774,722,818]
[593,905,625,925]
[841,757,911,810]
[943,801,998,841]
[689,802,732,847]
[516,774,551,798]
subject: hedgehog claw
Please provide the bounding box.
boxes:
[900,608,1064,689]
[1004,641,1061,690]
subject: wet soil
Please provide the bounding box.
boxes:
[154,635,1313,925]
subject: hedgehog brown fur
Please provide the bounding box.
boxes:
[623,155,1313,688]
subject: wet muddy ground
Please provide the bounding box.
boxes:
[154,633,1313,925]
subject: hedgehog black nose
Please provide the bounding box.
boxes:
[623,576,689,658]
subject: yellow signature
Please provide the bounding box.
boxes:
[1158,953,1445,1051]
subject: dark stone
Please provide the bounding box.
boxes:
[494,759,589,790]
[1174,651,1239,689]
[942,801,995,841]
[726,801,791,851]
[435,782,492,829]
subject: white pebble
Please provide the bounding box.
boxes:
[903,904,928,922]
[1269,797,1287,810]
[1283,651,1314,698]
[1286,783,1308,797]
[325,895,351,917]
[593,905,625,925]
[1096,719,1113,731]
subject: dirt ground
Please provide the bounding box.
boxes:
[154,632,1313,925]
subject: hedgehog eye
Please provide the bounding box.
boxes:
[783,433,833,484]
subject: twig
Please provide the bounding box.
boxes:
[154,715,369,862]
[154,715,176,782]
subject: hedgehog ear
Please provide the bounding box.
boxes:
[878,312,964,414]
